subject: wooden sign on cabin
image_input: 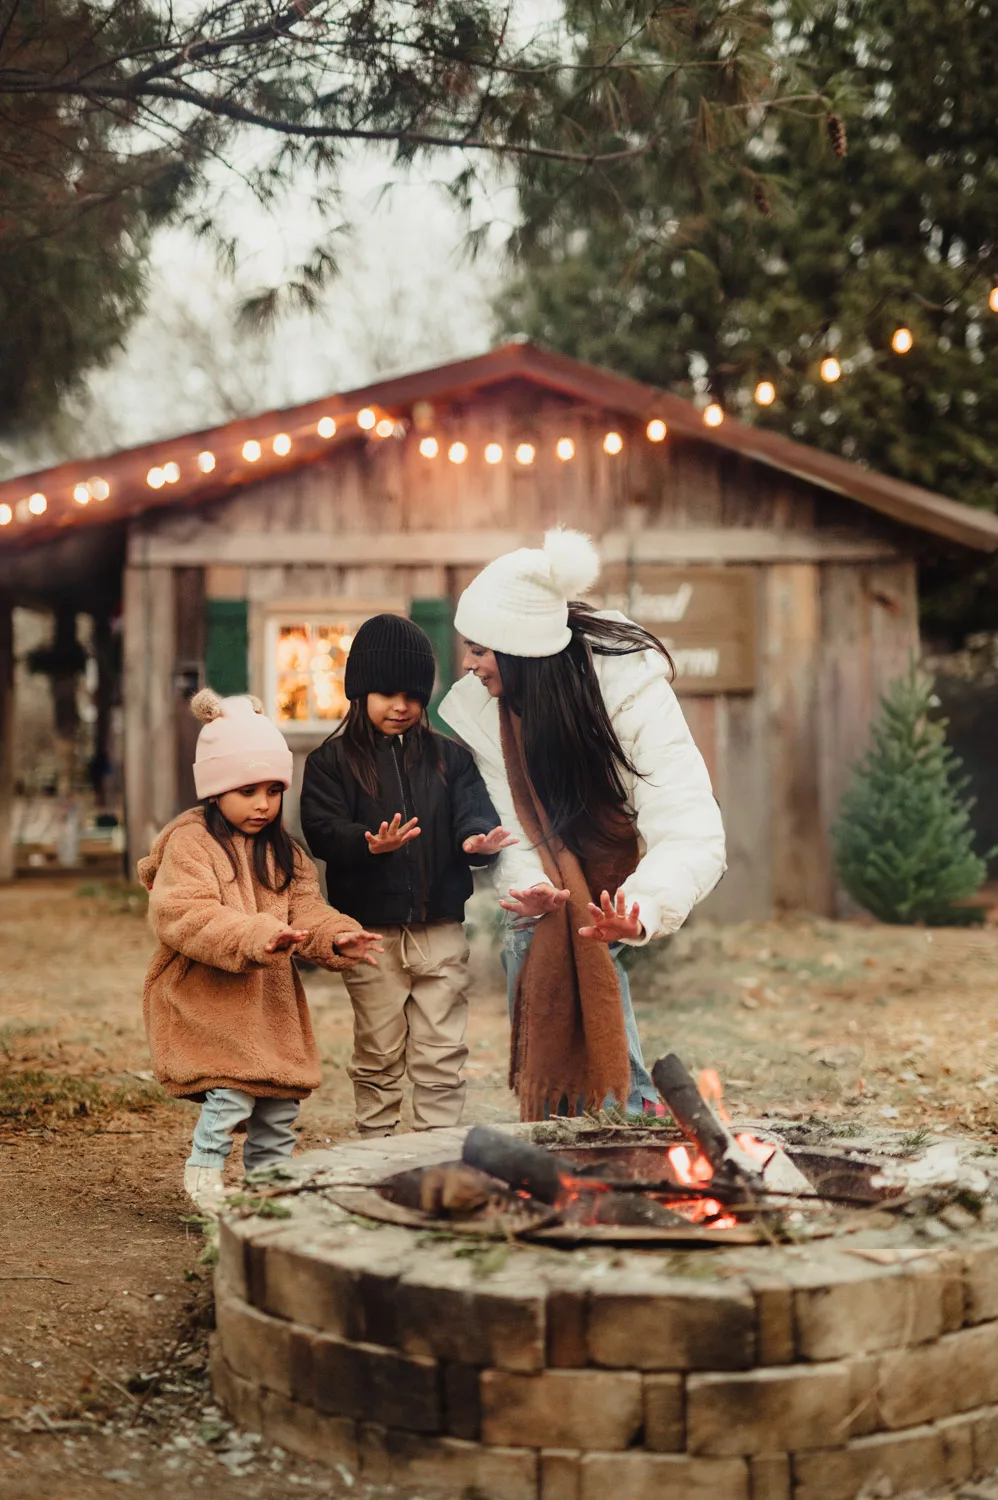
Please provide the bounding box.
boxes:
[596,565,757,694]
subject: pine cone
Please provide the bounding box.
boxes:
[753,178,772,217]
[827,113,848,159]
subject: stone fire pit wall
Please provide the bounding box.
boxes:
[211,1126,998,1500]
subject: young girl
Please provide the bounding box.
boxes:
[300,614,515,1136]
[139,689,381,1215]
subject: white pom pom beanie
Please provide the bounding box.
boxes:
[190,689,294,799]
[454,527,602,658]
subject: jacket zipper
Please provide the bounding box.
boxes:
[391,737,415,924]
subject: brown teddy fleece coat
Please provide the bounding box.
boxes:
[139,809,363,1100]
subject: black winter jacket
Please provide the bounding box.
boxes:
[299,731,500,930]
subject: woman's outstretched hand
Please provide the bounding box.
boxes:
[578,888,644,943]
[463,826,520,857]
[336,930,385,967]
[265,924,309,953]
[499,884,571,919]
[365,814,421,853]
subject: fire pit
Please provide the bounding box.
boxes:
[211,1071,998,1500]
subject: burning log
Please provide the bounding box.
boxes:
[462,1125,564,1204]
[652,1053,812,1198]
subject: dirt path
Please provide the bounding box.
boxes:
[4,876,998,1498]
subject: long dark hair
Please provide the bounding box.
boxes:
[332,699,445,799]
[495,603,674,857]
[203,795,299,893]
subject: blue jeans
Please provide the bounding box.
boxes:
[501,920,658,1114]
[187,1087,300,1172]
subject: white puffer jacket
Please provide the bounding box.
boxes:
[438,621,727,944]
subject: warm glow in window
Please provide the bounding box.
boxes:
[273,621,356,724]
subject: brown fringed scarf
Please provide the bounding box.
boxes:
[499,702,639,1121]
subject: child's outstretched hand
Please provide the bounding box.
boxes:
[335,930,385,967]
[265,924,309,953]
[365,814,421,854]
[463,826,520,857]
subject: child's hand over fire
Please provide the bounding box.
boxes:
[462,826,520,857]
[578,888,644,943]
[334,929,385,967]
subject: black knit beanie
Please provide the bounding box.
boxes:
[344,614,437,704]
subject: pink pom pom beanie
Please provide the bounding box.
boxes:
[190,689,293,799]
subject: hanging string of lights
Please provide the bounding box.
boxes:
[3,299,996,535]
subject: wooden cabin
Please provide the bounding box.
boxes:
[2,340,997,919]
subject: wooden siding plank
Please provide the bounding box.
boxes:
[0,599,13,881]
[124,564,176,864]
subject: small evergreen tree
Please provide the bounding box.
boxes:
[832,663,990,925]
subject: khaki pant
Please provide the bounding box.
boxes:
[342,920,470,1132]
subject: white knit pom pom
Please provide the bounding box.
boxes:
[543,526,601,598]
[190,687,223,724]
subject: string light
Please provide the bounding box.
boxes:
[163,461,181,484]
[28,492,47,515]
[603,431,623,455]
[273,433,292,456]
[754,381,776,407]
[147,467,165,489]
[375,418,394,438]
[242,440,261,462]
[357,408,376,430]
[317,416,337,438]
[419,436,439,459]
[0,504,10,526]
[89,477,110,501]
[703,404,724,427]
[515,443,535,465]
[891,327,913,354]
[448,441,469,465]
[197,451,216,474]
[484,443,503,465]
[556,437,575,461]
[990,288,998,313]
[73,482,90,505]
[820,357,842,383]
[646,419,667,441]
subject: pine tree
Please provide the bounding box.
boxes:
[832,663,990,925]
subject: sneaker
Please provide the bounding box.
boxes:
[357,1124,398,1139]
[183,1164,227,1217]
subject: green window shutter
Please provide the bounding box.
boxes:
[410,597,455,730]
[205,599,249,698]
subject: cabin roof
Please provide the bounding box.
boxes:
[2,339,997,553]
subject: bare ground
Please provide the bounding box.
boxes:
[4,874,998,1499]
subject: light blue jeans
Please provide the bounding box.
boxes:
[501,919,658,1114]
[187,1087,300,1172]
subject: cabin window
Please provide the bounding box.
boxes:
[267,616,361,727]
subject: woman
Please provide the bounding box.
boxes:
[438,527,726,1120]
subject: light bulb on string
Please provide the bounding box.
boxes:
[317,417,337,439]
[515,443,535,465]
[646,419,667,442]
[273,433,292,456]
[163,461,181,484]
[73,482,90,505]
[603,431,623,455]
[197,451,216,474]
[419,436,439,459]
[703,404,724,427]
[147,467,165,489]
[357,408,377,430]
[484,443,503,465]
[556,437,575,461]
[375,418,394,438]
[820,357,842,383]
[89,477,110,501]
[891,327,913,354]
[242,440,261,462]
[448,442,469,465]
[990,288,998,313]
[28,492,47,515]
[0,504,10,526]
[754,381,776,407]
